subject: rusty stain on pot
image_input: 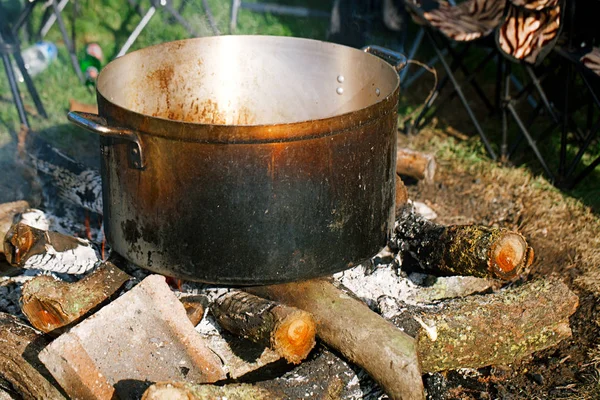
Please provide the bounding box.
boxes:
[89,36,401,283]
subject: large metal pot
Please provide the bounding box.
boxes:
[68,36,405,284]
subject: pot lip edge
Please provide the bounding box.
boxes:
[96,86,400,144]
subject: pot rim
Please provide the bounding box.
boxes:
[96,36,401,144]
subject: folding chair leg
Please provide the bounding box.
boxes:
[117,6,157,58]
[230,0,242,33]
[426,30,497,160]
[1,51,30,128]
[12,47,48,118]
[559,62,571,178]
[162,0,201,36]
[50,0,84,83]
[507,103,555,180]
[501,60,509,160]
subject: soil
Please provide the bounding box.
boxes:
[398,128,600,400]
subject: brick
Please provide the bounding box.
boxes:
[39,275,226,399]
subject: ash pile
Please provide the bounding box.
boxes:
[0,131,578,400]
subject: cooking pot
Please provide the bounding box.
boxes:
[68,36,405,284]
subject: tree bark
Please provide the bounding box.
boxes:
[395,205,534,280]
[396,148,436,182]
[212,290,316,364]
[3,222,100,274]
[0,312,66,399]
[388,278,578,372]
[21,261,131,333]
[247,279,425,400]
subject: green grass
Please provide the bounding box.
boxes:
[0,0,330,139]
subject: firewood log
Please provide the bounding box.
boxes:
[247,279,425,400]
[212,290,316,364]
[385,278,578,372]
[24,133,102,215]
[396,148,436,182]
[21,261,131,333]
[3,222,100,274]
[0,312,66,399]
[144,347,358,400]
[178,294,208,326]
[143,382,280,400]
[395,205,533,280]
[0,201,29,252]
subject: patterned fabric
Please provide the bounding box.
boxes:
[508,0,559,11]
[581,47,600,77]
[422,0,506,41]
[497,2,562,64]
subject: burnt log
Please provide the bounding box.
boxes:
[396,148,436,182]
[212,290,316,364]
[0,312,66,399]
[178,294,208,326]
[3,223,100,274]
[24,132,102,215]
[247,279,425,400]
[386,278,578,372]
[144,347,366,400]
[21,261,131,333]
[395,204,534,280]
[0,201,30,249]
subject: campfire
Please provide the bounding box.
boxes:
[0,122,578,399]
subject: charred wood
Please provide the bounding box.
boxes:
[0,201,30,253]
[396,148,436,183]
[0,312,66,399]
[395,204,533,280]
[24,132,102,215]
[20,261,131,333]
[144,347,366,400]
[387,278,578,372]
[178,294,208,326]
[247,279,425,400]
[212,290,316,364]
[3,223,100,274]
[0,202,30,276]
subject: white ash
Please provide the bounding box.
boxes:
[28,152,103,215]
[22,238,100,275]
[334,263,497,309]
[410,200,438,220]
[18,208,104,244]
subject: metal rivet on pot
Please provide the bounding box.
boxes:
[337,75,345,83]
[336,87,344,95]
[375,88,381,96]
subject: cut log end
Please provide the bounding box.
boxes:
[272,309,317,364]
[489,233,533,279]
[4,223,35,265]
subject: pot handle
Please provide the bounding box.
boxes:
[362,45,407,72]
[68,111,145,170]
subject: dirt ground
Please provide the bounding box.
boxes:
[399,129,600,400]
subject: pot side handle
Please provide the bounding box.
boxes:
[67,111,146,170]
[362,45,407,72]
